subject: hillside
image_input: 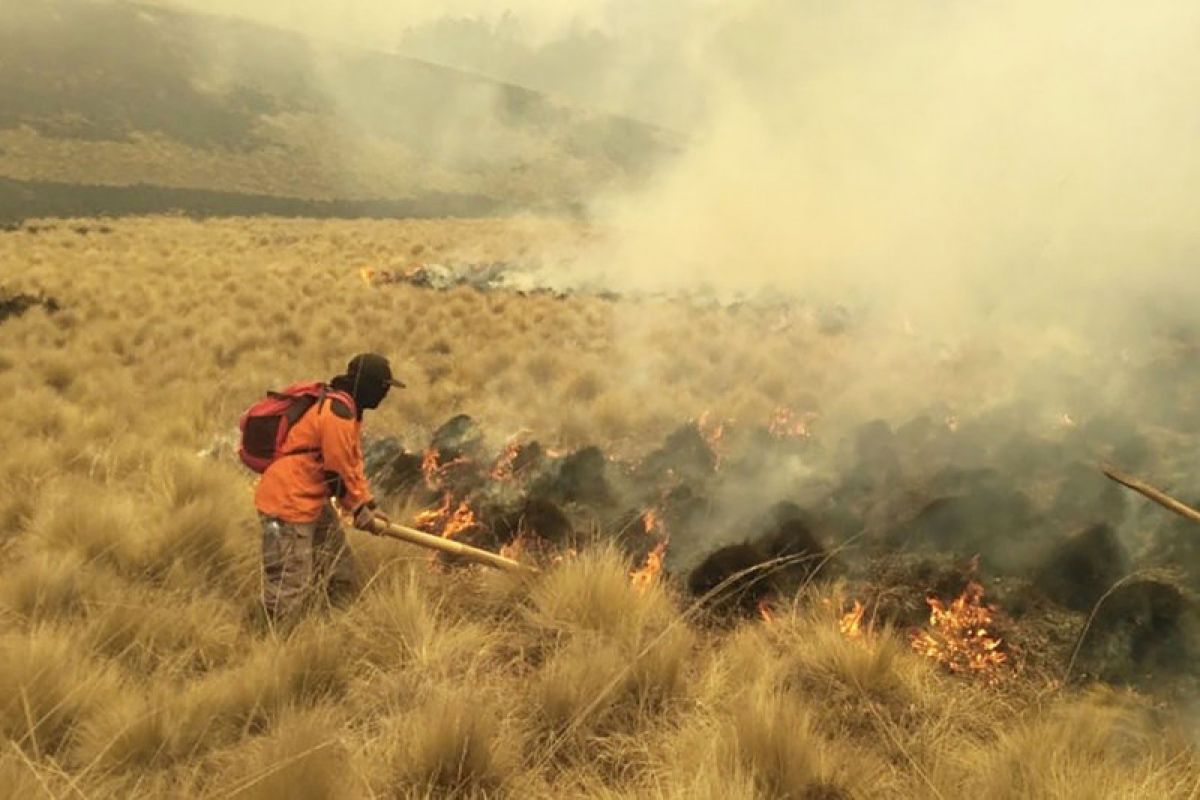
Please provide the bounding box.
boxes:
[0,1,680,221]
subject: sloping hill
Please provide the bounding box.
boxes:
[0,0,680,220]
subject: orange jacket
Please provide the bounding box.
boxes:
[254,389,374,523]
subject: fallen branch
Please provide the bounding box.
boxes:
[369,518,539,574]
[1101,466,1200,526]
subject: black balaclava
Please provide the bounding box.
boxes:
[330,353,403,413]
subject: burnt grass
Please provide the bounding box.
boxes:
[0,177,525,226]
[0,288,60,324]
[365,404,1200,695]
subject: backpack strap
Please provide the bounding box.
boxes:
[320,386,359,420]
[277,385,326,460]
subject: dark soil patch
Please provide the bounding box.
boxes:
[0,289,60,323]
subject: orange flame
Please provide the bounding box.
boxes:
[630,540,668,591]
[499,533,528,561]
[414,492,452,532]
[413,493,477,540]
[490,431,531,481]
[642,507,665,537]
[359,267,376,285]
[768,407,817,440]
[910,580,1008,684]
[758,598,775,623]
[551,547,579,566]
[442,500,477,540]
[421,447,472,489]
[697,411,727,468]
[421,448,441,489]
[839,599,866,639]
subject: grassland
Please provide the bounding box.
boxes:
[1,216,1197,798]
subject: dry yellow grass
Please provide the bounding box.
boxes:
[0,216,1195,798]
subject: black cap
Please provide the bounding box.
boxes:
[347,353,405,389]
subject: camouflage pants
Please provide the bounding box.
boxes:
[259,505,357,626]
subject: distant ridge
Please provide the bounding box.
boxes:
[0,0,677,218]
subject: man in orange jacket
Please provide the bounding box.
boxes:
[254,353,403,625]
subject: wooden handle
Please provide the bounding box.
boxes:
[370,519,539,574]
[1102,466,1200,526]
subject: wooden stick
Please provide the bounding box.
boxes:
[370,519,539,574]
[1101,466,1200,526]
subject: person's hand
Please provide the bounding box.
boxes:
[353,503,386,533]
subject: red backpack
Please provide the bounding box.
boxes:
[237,381,349,473]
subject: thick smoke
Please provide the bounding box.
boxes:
[580,0,1200,325]
[189,0,1200,412]
[157,0,1200,456]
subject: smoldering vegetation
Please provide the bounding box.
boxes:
[359,394,1200,693]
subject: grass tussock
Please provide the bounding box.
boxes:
[0,628,120,757]
[24,476,150,575]
[723,686,880,799]
[218,707,357,800]
[941,688,1200,799]
[0,550,111,623]
[0,217,1196,797]
[81,589,243,675]
[370,690,521,798]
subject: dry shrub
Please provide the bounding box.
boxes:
[348,570,440,667]
[345,571,511,724]
[448,562,534,624]
[5,384,75,440]
[0,750,64,799]
[774,608,927,711]
[0,431,57,537]
[166,621,351,759]
[563,367,604,403]
[526,547,669,642]
[145,494,254,588]
[372,690,520,798]
[525,548,695,747]
[81,589,242,675]
[24,477,149,575]
[0,628,120,757]
[138,452,258,587]
[723,686,880,800]
[348,568,501,670]
[739,594,1000,777]
[38,354,76,394]
[150,449,247,509]
[653,721,762,800]
[534,633,631,734]
[217,707,357,800]
[0,550,110,623]
[71,688,172,774]
[944,688,1199,799]
[524,351,565,385]
[271,621,354,706]
[656,614,905,799]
